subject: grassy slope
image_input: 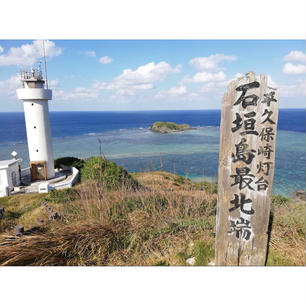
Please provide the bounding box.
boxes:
[0,171,305,266]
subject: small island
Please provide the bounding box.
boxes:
[150,121,194,134]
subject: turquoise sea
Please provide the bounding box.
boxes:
[0,110,305,197]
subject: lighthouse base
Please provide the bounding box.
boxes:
[30,161,48,181]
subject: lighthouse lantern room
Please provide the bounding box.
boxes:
[16,63,55,181]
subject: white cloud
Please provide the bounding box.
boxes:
[263,76,305,98]
[54,85,100,101]
[183,71,227,83]
[0,45,3,53]
[283,62,306,75]
[234,72,244,78]
[155,85,187,98]
[48,79,59,88]
[0,40,61,66]
[283,50,306,62]
[99,56,113,64]
[0,74,20,98]
[97,61,181,96]
[282,51,306,75]
[199,79,230,93]
[85,51,96,57]
[278,79,306,97]
[32,61,181,102]
[116,61,181,84]
[167,85,187,95]
[185,54,236,95]
[189,54,237,71]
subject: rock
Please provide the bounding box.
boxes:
[37,218,45,225]
[150,121,194,134]
[27,226,41,233]
[0,208,4,219]
[294,190,306,201]
[186,257,195,265]
[208,261,215,266]
[49,211,60,220]
[14,225,24,236]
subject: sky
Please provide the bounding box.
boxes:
[0,39,305,112]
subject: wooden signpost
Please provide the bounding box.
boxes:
[215,71,279,266]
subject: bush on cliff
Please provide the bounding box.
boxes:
[80,156,141,190]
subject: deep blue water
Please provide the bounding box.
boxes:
[0,109,305,144]
[0,109,305,196]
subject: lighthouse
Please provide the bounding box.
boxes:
[16,63,55,181]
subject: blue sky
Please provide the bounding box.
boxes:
[0,40,305,112]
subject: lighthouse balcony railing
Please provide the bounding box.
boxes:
[21,72,43,81]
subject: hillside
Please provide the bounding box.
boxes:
[0,160,305,266]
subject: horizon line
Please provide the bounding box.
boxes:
[0,108,305,113]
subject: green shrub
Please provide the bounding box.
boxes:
[193,241,214,266]
[272,194,290,208]
[54,157,85,170]
[44,188,75,204]
[266,251,292,266]
[174,175,185,184]
[80,157,141,190]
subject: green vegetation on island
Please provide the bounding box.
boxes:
[150,121,194,133]
[0,156,305,266]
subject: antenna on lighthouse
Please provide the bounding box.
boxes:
[42,40,49,89]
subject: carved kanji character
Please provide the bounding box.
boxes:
[262,91,277,107]
[229,193,254,215]
[230,167,255,190]
[257,161,273,176]
[232,112,258,136]
[255,176,269,191]
[228,217,252,241]
[232,138,256,165]
[235,81,260,109]
[261,109,275,124]
[259,127,274,142]
[258,144,274,159]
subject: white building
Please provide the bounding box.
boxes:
[16,64,55,181]
[0,159,21,197]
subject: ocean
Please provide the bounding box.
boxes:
[0,109,305,197]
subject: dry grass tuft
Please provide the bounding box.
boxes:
[0,221,127,266]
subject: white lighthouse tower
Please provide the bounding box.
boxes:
[16,63,55,181]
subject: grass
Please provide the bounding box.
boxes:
[0,161,304,266]
[267,198,306,265]
[193,241,214,266]
[0,193,46,233]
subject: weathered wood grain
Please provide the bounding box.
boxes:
[215,71,279,266]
